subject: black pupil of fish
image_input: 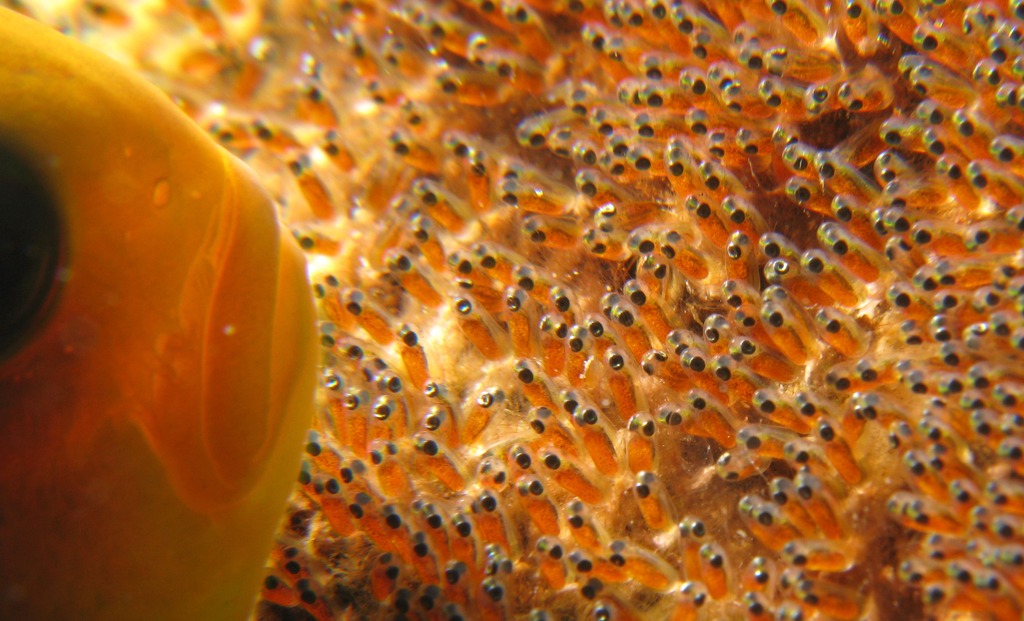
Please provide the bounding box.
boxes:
[0,139,63,361]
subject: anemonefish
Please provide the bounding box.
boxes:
[0,7,318,620]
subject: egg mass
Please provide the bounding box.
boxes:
[7,0,1024,619]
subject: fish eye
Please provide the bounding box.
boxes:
[0,139,64,361]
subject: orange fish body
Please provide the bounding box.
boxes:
[0,8,317,619]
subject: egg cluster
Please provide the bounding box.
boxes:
[17,0,1024,618]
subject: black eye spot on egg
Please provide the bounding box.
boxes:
[0,139,64,361]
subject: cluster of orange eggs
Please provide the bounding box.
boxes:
[15,0,1024,618]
